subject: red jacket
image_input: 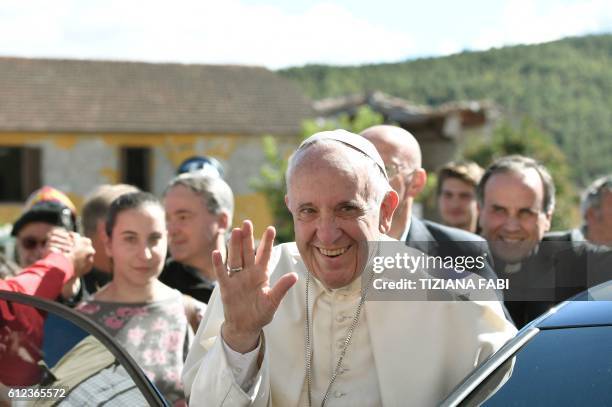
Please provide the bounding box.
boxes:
[0,253,74,386]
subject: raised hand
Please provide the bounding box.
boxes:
[45,229,95,277]
[215,220,298,353]
[44,229,95,299]
[69,232,95,278]
[44,227,73,256]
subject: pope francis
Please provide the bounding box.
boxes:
[182,130,516,406]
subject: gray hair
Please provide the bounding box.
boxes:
[164,173,234,225]
[286,137,391,207]
[477,155,556,215]
[81,184,140,237]
[581,174,612,219]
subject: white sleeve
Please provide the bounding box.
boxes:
[222,336,262,393]
[182,288,271,407]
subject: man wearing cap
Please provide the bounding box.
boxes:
[11,186,91,299]
[12,186,77,267]
[183,130,515,406]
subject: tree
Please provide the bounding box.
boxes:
[252,106,385,243]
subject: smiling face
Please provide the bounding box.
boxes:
[285,143,396,289]
[164,184,225,268]
[438,177,478,232]
[105,204,167,287]
[479,169,552,263]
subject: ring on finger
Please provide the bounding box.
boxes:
[229,266,243,273]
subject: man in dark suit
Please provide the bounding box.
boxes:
[360,125,502,291]
[477,155,612,328]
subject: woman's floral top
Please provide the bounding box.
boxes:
[77,290,193,406]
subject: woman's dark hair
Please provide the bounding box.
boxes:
[105,191,163,237]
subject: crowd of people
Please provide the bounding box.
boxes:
[1,125,610,405]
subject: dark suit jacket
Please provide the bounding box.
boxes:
[493,231,612,329]
[404,216,511,322]
[159,258,216,304]
[405,216,499,282]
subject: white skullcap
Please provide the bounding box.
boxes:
[298,129,388,179]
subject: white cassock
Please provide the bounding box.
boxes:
[182,242,516,406]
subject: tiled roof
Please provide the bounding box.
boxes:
[314,91,498,128]
[0,57,314,135]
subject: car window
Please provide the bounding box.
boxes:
[0,292,167,406]
[462,326,612,406]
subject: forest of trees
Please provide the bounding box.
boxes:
[279,34,612,186]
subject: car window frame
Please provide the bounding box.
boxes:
[440,327,539,407]
[0,290,170,407]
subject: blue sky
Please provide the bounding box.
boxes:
[1,0,610,69]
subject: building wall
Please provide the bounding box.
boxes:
[0,133,296,236]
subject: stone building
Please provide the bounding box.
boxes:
[0,57,314,233]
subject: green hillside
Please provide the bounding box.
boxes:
[279,34,612,185]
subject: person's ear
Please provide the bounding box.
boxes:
[542,210,553,233]
[379,190,399,233]
[97,220,111,252]
[585,207,599,225]
[406,168,427,198]
[104,234,112,258]
[217,212,230,231]
[284,195,291,212]
[96,220,106,241]
[477,201,484,229]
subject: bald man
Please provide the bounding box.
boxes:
[361,125,504,295]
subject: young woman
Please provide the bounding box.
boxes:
[77,192,205,406]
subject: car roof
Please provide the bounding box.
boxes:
[537,281,612,329]
[440,281,612,406]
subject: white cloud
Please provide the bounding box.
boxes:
[470,0,612,51]
[0,0,416,68]
[0,0,610,67]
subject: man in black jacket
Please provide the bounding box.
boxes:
[477,155,612,328]
[160,173,234,304]
[361,125,502,293]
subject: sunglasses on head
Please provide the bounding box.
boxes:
[20,237,48,250]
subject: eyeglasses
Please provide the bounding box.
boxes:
[385,163,416,180]
[20,237,48,250]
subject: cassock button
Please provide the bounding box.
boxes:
[233,367,243,374]
[336,314,348,323]
[334,391,346,398]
